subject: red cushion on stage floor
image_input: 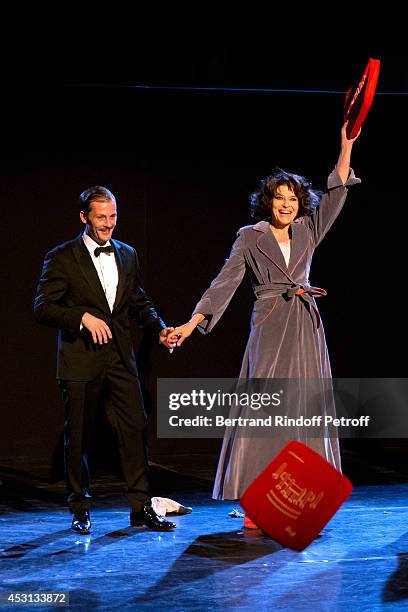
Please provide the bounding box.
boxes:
[240,440,352,551]
[344,57,380,139]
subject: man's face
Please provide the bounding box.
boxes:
[80,198,117,245]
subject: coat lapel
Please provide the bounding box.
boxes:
[253,221,294,282]
[72,234,111,313]
[253,220,309,280]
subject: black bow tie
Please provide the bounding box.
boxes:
[94,245,114,257]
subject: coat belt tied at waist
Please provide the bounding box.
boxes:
[253,283,327,300]
[253,283,327,329]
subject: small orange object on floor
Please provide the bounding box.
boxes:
[243,515,259,529]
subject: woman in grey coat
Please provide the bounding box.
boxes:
[171,122,361,503]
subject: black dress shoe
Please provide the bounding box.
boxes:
[130,504,176,531]
[71,510,91,534]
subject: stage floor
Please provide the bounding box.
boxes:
[0,458,407,611]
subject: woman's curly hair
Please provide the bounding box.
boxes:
[249,168,323,221]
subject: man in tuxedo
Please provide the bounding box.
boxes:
[34,185,177,534]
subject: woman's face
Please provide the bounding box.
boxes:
[270,184,299,229]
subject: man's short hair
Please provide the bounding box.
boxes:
[79,186,116,214]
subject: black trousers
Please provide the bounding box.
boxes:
[59,342,150,513]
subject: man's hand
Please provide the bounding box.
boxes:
[81,312,113,345]
[159,327,179,353]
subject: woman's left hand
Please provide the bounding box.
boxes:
[341,120,361,146]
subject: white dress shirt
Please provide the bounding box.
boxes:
[82,233,119,311]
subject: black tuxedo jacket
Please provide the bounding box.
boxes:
[34,233,166,381]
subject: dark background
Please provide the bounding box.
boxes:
[1,23,406,473]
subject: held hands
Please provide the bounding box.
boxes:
[168,322,196,348]
[159,327,179,353]
[81,312,113,345]
[165,314,205,351]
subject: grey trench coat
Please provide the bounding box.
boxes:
[192,168,361,500]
